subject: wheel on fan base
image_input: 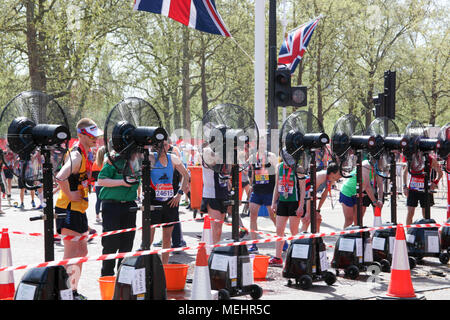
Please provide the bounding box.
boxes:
[249,284,263,300]
[324,271,337,286]
[439,252,449,265]
[297,275,313,290]
[408,256,417,269]
[218,289,230,300]
[370,261,382,274]
[345,265,359,280]
[380,259,391,273]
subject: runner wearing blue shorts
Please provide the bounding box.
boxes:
[247,149,278,253]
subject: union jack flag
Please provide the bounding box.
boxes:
[133,0,231,37]
[278,17,320,74]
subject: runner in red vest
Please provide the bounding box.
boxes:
[402,153,442,225]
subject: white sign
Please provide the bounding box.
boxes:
[14,283,37,300]
[319,251,329,271]
[241,262,253,286]
[59,288,73,300]
[291,244,309,259]
[118,265,135,284]
[339,238,355,252]
[372,237,385,251]
[132,268,146,295]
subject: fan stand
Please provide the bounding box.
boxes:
[389,152,397,224]
[355,149,363,227]
[309,149,336,285]
[28,148,56,262]
[140,148,152,250]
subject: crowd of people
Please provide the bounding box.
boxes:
[0,119,445,300]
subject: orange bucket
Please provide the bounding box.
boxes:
[98,276,116,300]
[163,264,189,291]
[253,255,270,280]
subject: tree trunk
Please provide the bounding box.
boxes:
[26,0,46,92]
[316,34,323,124]
[182,28,191,133]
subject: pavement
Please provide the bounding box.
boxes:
[0,182,449,301]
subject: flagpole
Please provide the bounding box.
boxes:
[254,0,266,138]
[281,0,288,125]
[286,14,324,35]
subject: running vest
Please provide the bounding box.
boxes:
[202,164,229,200]
[252,152,275,194]
[408,155,433,192]
[340,161,374,198]
[278,162,298,202]
[151,152,174,202]
[55,143,91,213]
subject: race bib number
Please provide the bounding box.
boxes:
[409,176,424,191]
[255,169,269,185]
[278,180,294,194]
[155,183,174,201]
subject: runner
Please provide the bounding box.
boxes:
[97,147,138,277]
[200,144,232,244]
[54,118,103,300]
[338,159,383,229]
[149,139,190,264]
[402,153,442,225]
[247,142,278,254]
[300,162,341,232]
[269,160,306,267]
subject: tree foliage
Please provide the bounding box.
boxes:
[0,0,447,136]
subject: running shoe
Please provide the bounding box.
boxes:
[88,228,96,243]
[31,200,36,208]
[239,229,248,240]
[19,203,25,211]
[153,240,162,247]
[72,291,87,300]
[282,240,289,252]
[96,215,102,223]
[248,244,259,254]
[268,256,283,267]
[0,209,5,214]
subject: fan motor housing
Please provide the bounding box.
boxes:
[32,124,70,147]
[7,117,36,156]
[384,136,407,151]
[134,126,168,147]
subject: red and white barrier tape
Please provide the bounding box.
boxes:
[1,223,449,273]
[6,216,207,242]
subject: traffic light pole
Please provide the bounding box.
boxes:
[267,0,277,152]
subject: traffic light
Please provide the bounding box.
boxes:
[274,67,291,106]
[291,86,307,107]
[373,70,396,119]
[384,70,396,119]
[274,67,308,107]
[373,93,385,118]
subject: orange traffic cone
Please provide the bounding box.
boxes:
[378,224,424,300]
[190,242,214,300]
[0,228,15,299]
[201,215,213,256]
[373,207,382,228]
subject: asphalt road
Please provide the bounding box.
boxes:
[1,182,449,301]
